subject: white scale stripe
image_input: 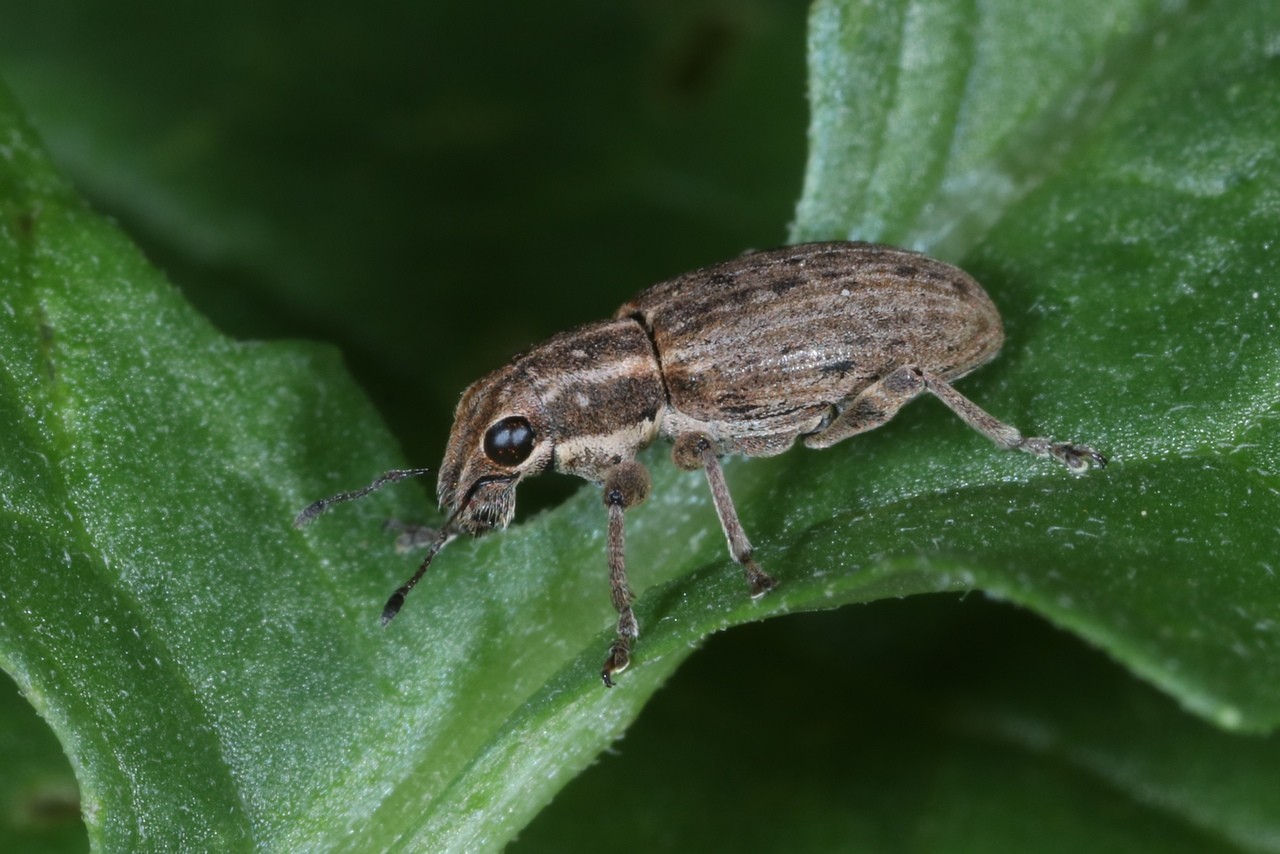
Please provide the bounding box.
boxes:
[538,355,656,404]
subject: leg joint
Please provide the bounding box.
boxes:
[602,461,651,509]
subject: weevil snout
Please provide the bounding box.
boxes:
[444,474,518,534]
[437,365,553,534]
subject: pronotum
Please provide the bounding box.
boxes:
[296,241,1106,686]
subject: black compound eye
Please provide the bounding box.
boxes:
[483,416,536,466]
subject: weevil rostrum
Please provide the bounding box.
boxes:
[297,242,1106,687]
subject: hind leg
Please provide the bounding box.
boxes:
[922,372,1106,472]
[804,366,1106,473]
[803,365,926,449]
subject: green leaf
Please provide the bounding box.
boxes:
[518,600,1280,852]
[2,0,1279,851]
[0,3,811,848]
[798,0,1280,731]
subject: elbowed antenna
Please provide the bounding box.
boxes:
[293,468,434,528]
[381,506,462,625]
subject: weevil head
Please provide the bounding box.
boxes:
[437,364,553,535]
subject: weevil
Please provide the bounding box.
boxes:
[296,241,1105,686]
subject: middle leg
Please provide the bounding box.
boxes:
[672,433,776,597]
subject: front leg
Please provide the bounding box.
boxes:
[671,433,777,598]
[600,461,652,687]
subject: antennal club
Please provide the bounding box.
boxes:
[381,513,457,625]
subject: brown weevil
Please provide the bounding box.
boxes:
[296,242,1106,686]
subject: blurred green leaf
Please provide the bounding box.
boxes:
[1,0,1278,851]
[518,599,1280,853]
[0,0,809,465]
[0,675,86,853]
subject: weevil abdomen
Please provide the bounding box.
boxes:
[619,242,1003,457]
